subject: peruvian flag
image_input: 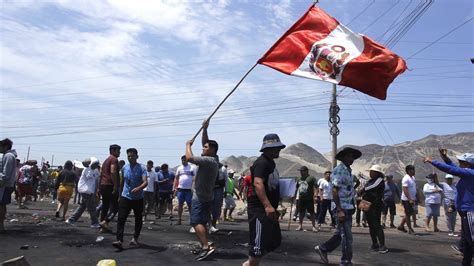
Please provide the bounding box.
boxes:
[258,5,407,100]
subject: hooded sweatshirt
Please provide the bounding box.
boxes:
[0,149,18,187]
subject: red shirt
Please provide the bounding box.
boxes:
[243,175,253,197]
[100,155,118,186]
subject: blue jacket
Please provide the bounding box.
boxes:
[431,159,474,211]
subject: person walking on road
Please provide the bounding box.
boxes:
[397,165,417,234]
[66,157,100,228]
[363,165,388,254]
[112,148,148,250]
[315,147,362,266]
[243,133,286,266]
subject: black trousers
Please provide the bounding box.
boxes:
[366,207,385,247]
[318,199,336,225]
[459,211,473,266]
[99,185,113,222]
[116,197,144,242]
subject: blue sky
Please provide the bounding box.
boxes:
[1,0,473,167]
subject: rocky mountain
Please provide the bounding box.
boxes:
[222,132,474,181]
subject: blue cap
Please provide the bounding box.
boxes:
[456,153,474,165]
[260,133,286,152]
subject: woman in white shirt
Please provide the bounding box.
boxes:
[422,173,443,232]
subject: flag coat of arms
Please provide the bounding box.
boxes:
[258,5,407,100]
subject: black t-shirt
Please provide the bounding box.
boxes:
[247,154,280,212]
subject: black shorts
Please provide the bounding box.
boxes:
[298,199,315,214]
[159,192,173,203]
[248,210,281,258]
[402,200,414,216]
[382,201,396,215]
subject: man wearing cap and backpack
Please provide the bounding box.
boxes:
[295,166,318,232]
[315,147,362,266]
[424,149,474,266]
[243,133,286,266]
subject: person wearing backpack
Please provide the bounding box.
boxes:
[295,166,318,232]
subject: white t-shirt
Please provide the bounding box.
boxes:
[77,167,100,195]
[176,164,196,189]
[319,178,333,200]
[401,174,417,201]
[144,170,157,192]
[423,182,442,204]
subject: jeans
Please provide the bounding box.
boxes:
[69,193,98,225]
[320,210,353,263]
[318,199,336,226]
[443,203,457,233]
[116,197,144,242]
[211,187,224,225]
[366,207,385,247]
[459,211,473,266]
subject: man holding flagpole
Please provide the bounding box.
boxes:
[185,120,219,261]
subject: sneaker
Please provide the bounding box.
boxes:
[189,227,196,233]
[362,222,368,228]
[314,245,328,264]
[312,226,318,232]
[408,229,415,235]
[292,216,297,222]
[355,223,361,227]
[451,243,462,254]
[369,244,379,252]
[209,226,219,234]
[90,223,101,229]
[195,246,216,261]
[378,246,389,254]
[55,211,60,218]
[51,200,56,204]
[112,241,123,251]
[129,238,139,246]
[452,233,459,237]
[65,219,75,226]
[397,226,407,233]
[389,224,396,229]
[296,225,303,231]
[99,221,110,231]
[176,219,182,225]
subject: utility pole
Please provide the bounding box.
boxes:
[51,155,54,167]
[26,146,30,161]
[329,84,340,168]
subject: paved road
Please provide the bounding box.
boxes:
[0,200,463,265]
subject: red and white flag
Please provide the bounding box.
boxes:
[258,5,407,100]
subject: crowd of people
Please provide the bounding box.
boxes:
[0,129,472,265]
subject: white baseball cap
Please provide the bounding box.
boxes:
[368,164,384,174]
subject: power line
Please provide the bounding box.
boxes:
[407,17,474,59]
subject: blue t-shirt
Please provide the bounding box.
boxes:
[121,163,148,200]
[157,171,175,192]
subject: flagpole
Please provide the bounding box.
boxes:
[330,84,340,168]
[191,63,258,141]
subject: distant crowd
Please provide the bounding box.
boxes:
[0,126,472,265]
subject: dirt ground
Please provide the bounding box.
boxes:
[0,199,464,265]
